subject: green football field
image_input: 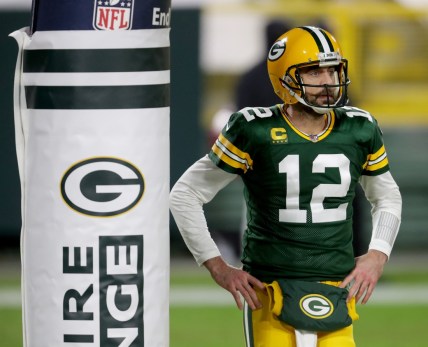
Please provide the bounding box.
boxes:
[1,304,428,347]
[1,257,428,347]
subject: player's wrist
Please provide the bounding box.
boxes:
[203,256,228,275]
[367,249,388,264]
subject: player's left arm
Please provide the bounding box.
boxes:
[340,171,402,304]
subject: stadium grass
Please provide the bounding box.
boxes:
[0,308,22,347]
[1,305,428,347]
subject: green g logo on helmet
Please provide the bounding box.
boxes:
[268,40,286,61]
[299,294,334,319]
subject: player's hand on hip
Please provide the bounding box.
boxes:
[203,256,265,310]
[340,249,388,304]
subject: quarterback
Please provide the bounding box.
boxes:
[169,26,402,347]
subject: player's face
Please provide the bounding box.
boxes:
[299,66,340,107]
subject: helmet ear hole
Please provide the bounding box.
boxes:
[284,76,296,96]
[280,75,293,88]
[284,76,293,85]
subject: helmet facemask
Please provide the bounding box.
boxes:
[280,60,350,114]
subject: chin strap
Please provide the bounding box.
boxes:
[295,330,317,347]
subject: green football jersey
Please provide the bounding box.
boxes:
[209,105,389,282]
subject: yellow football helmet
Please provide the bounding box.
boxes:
[267,26,350,114]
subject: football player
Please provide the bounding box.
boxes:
[169,26,402,347]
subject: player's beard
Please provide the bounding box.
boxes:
[293,100,326,119]
[306,85,339,108]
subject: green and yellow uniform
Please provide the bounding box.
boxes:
[209,105,389,283]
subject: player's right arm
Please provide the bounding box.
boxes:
[169,155,235,265]
[169,155,265,310]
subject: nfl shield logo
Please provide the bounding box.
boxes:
[93,0,134,30]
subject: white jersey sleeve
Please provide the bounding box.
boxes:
[169,155,237,266]
[360,171,402,258]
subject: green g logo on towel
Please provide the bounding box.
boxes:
[299,294,334,319]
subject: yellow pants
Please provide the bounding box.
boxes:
[243,282,357,347]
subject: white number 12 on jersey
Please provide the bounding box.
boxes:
[279,154,351,223]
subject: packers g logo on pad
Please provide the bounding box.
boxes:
[268,40,286,61]
[61,157,144,217]
[299,294,334,319]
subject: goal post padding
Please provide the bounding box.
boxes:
[10,1,171,346]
